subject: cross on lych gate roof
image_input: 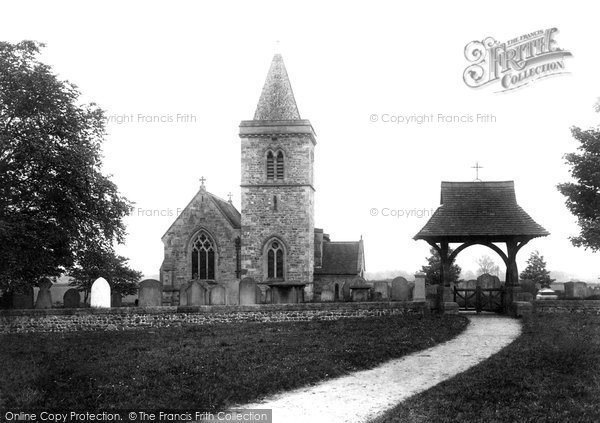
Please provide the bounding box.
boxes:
[227,192,233,202]
[471,162,483,182]
[199,176,206,187]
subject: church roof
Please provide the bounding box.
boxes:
[315,241,364,275]
[209,193,241,229]
[414,181,549,241]
[253,54,301,121]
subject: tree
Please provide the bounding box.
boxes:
[557,125,600,251]
[0,41,132,291]
[520,251,555,288]
[421,247,461,285]
[69,247,142,303]
[476,255,500,276]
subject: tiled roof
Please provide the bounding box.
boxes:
[414,181,549,240]
[209,193,241,229]
[253,54,301,120]
[315,241,362,275]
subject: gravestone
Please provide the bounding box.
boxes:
[210,285,226,305]
[574,282,588,298]
[187,281,207,306]
[179,283,189,306]
[520,280,538,297]
[477,273,502,289]
[391,277,411,301]
[373,281,389,300]
[565,281,588,299]
[239,277,257,305]
[63,289,81,308]
[12,285,34,309]
[138,279,162,307]
[342,282,351,301]
[349,277,370,302]
[111,292,122,308]
[90,277,111,308]
[465,279,477,289]
[35,278,53,309]
[413,272,426,301]
[265,287,272,304]
[320,288,334,302]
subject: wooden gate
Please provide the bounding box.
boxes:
[453,286,505,313]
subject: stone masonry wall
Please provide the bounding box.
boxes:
[0,302,428,334]
[534,300,600,315]
[240,134,315,295]
[160,189,241,298]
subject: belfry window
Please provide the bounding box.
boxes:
[267,150,284,181]
[267,151,275,181]
[267,240,284,279]
[276,151,284,180]
[191,232,215,280]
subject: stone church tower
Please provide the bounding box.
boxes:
[239,53,316,300]
[160,53,364,305]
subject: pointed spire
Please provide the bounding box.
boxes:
[254,54,301,121]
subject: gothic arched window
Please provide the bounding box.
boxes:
[266,151,275,181]
[191,232,215,280]
[276,151,284,180]
[266,150,284,181]
[266,240,284,279]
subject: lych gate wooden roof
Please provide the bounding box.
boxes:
[414,181,549,242]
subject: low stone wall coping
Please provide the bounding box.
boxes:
[0,301,429,334]
[0,301,428,317]
[533,299,600,314]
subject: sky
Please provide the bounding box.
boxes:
[3,0,600,281]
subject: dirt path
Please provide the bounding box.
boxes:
[240,314,522,423]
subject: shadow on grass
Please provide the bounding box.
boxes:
[374,314,600,423]
[0,314,467,411]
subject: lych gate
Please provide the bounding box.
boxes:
[414,181,549,312]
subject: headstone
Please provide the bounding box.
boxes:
[342,282,351,301]
[565,281,588,299]
[574,282,588,298]
[35,278,53,309]
[373,281,389,300]
[391,277,411,301]
[111,292,122,308]
[413,272,426,301]
[12,285,34,309]
[90,277,111,308]
[477,273,502,289]
[351,288,370,302]
[179,283,189,306]
[138,279,162,307]
[465,279,477,289]
[239,277,257,305]
[520,280,538,297]
[210,285,226,305]
[320,288,335,302]
[187,281,207,306]
[265,287,272,304]
[349,277,370,302]
[63,289,81,308]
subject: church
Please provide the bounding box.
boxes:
[159,53,365,305]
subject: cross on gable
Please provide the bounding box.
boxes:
[227,192,233,202]
[471,162,483,182]
[199,176,206,187]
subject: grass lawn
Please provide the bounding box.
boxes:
[375,314,600,423]
[0,314,467,411]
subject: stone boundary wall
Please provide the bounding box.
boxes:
[533,300,600,315]
[0,301,429,334]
